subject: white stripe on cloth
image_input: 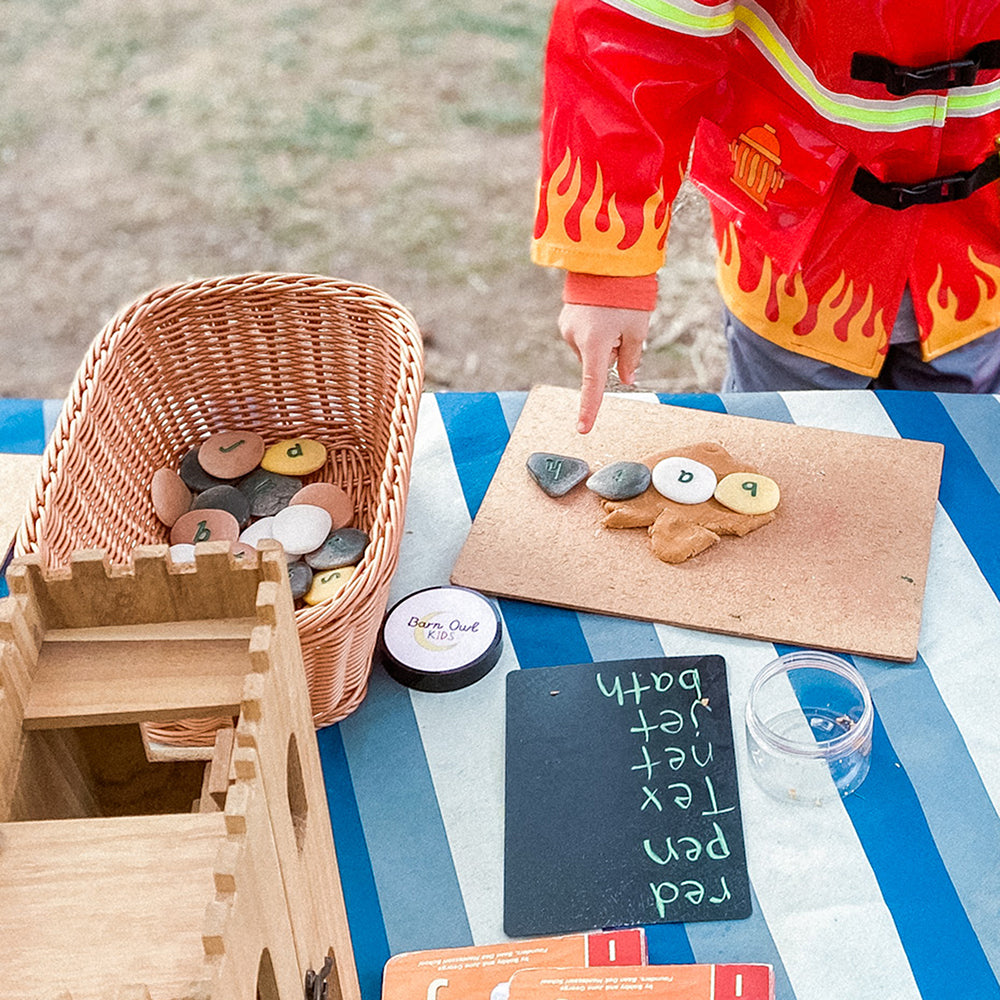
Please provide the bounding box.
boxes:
[397,395,519,945]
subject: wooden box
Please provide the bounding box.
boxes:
[0,541,359,1000]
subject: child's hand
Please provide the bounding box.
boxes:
[558,303,651,433]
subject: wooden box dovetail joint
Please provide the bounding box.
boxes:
[0,541,359,1000]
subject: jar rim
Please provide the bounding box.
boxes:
[745,651,874,759]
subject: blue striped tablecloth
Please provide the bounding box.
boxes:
[4,391,1000,1000]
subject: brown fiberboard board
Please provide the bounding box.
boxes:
[451,385,944,661]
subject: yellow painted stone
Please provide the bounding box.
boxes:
[303,565,355,605]
[261,437,327,475]
[714,472,780,514]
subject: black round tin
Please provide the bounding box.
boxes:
[377,585,503,692]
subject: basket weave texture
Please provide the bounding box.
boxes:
[15,272,424,730]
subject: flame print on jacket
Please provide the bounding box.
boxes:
[924,249,1000,358]
[717,223,889,375]
[532,149,670,276]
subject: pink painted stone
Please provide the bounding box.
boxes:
[198,430,266,479]
[290,482,354,529]
[170,508,240,546]
[151,467,192,527]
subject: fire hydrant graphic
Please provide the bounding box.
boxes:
[730,123,785,209]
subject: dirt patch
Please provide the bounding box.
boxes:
[1,0,724,401]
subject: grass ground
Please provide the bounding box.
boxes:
[0,0,724,400]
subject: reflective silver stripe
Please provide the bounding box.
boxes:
[599,0,1000,130]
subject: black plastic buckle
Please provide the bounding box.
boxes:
[851,52,980,95]
[889,57,978,95]
[892,173,972,209]
[851,153,1000,211]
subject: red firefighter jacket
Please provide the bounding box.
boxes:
[531,0,1000,376]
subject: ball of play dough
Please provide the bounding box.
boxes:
[714,472,780,514]
[651,456,717,504]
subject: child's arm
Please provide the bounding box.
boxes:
[559,303,651,433]
[533,0,724,431]
[561,271,657,433]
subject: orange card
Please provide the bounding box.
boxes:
[507,964,774,1000]
[381,930,647,1000]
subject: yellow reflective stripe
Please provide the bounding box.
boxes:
[617,0,733,32]
[733,6,947,128]
[604,0,997,130]
[947,86,1000,115]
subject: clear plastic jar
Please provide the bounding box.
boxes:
[745,651,874,806]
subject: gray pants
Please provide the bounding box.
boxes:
[723,303,1000,393]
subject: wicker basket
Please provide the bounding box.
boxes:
[15,272,424,730]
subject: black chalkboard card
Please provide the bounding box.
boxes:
[504,655,751,937]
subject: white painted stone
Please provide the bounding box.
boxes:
[271,503,333,555]
[239,515,277,548]
[651,456,718,504]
